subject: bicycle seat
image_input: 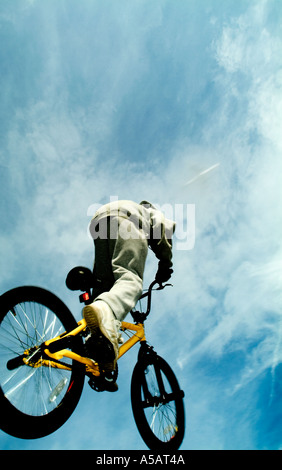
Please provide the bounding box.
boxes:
[66,266,94,291]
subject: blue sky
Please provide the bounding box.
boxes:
[0,0,282,450]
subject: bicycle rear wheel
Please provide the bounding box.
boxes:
[131,352,185,451]
[0,286,85,439]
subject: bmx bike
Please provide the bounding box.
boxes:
[0,266,185,450]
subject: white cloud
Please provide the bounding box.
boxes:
[1,0,282,450]
[169,2,282,402]
[214,1,279,75]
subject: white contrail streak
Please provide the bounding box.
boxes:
[185,163,220,186]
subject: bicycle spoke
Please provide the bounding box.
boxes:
[142,364,178,443]
[5,367,37,399]
[0,299,72,417]
[4,310,30,351]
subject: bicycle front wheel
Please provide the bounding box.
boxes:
[131,353,185,451]
[0,286,85,439]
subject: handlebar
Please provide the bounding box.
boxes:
[131,280,172,323]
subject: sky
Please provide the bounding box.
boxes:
[0,0,282,451]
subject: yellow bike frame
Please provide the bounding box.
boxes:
[40,319,146,377]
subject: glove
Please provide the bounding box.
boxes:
[155,262,173,284]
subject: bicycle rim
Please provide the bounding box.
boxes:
[0,286,84,438]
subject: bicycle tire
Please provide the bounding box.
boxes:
[131,352,185,451]
[0,286,85,439]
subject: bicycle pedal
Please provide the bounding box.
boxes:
[88,376,118,393]
[88,377,104,392]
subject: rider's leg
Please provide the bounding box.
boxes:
[84,216,148,370]
[94,217,148,321]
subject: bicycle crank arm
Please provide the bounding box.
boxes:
[6,345,42,369]
[6,344,47,370]
[6,354,26,370]
[6,338,73,370]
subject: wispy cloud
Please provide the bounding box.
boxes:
[171,1,282,407]
[1,0,282,450]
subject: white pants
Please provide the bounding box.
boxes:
[92,215,148,321]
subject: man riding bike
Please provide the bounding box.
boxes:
[83,200,176,377]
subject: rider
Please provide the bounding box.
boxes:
[83,200,176,376]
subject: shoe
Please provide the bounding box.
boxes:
[84,333,115,366]
[83,300,120,372]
